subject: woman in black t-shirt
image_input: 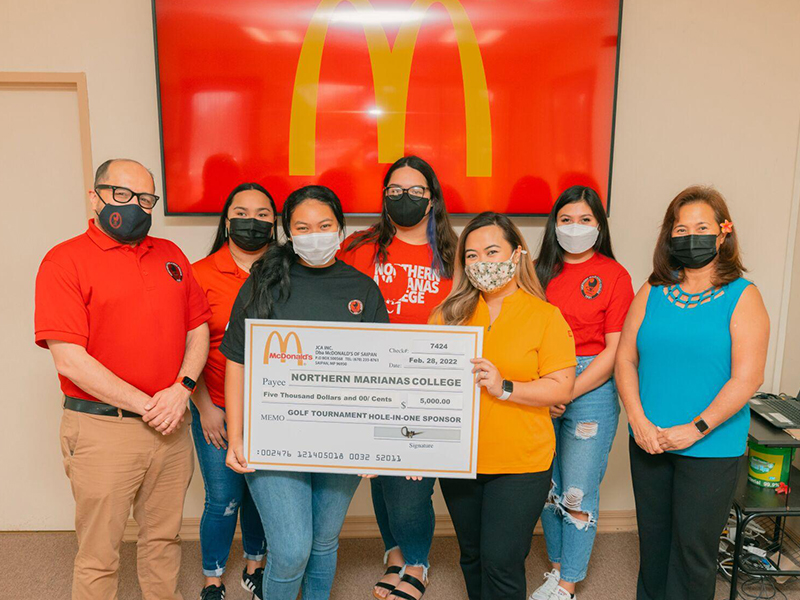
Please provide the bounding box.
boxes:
[220,186,389,600]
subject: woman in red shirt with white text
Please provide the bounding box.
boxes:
[530,186,634,600]
[339,156,458,600]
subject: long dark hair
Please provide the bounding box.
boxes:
[649,185,744,287]
[535,186,615,290]
[246,185,346,318]
[209,182,277,255]
[344,156,457,278]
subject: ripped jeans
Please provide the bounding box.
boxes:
[190,402,266,577]
[540,355,620,583]
[371,476,435,576]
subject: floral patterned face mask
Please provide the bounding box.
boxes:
[465,254,519,292]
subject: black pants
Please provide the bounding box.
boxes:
[629,437,745,600]
[440,469,552,600]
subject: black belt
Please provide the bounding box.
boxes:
[64,396,141,419]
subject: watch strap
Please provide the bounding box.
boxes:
[693,416,710,435]
[180,376,197,393]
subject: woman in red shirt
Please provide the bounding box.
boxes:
[530,186,634,600]
[338,156,457,600]
[191,183,276,600]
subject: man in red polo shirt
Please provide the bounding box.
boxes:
[34,158,211,600]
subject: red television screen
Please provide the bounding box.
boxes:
[153,0,622,215]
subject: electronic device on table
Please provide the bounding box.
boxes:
[749,392,800,429]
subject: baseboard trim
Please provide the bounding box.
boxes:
[122,510,638,542]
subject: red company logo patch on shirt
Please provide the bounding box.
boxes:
[165,261,183,282]
[109,212,122,229]
[581,275,603,300]
[348,299,363,315]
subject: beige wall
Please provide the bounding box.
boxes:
[781,142,800,532]
[2,0,800,530]
[780,141,800,395]
[1,86,88,529]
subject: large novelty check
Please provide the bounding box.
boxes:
[243,320,483,478]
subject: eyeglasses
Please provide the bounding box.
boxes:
[384,185,429,200]
[95,185,160,209]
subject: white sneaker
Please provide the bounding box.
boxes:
[529,569,560,600]
[553,586,575,600]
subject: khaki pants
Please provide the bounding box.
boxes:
[60,408,194,600]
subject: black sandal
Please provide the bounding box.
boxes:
[389,573,427,600]
[373,565,403,599]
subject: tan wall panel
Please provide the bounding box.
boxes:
[0,87,88,529]
[780,146,800,396]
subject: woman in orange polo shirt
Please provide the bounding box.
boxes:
[191,183,276,600]
[432,212,576,600]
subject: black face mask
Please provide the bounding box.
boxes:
[228,218,273,251]
[670,234,718,269]
[96,199,152,244]
[385,193,430,228]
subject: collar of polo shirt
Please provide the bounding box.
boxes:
[213,244,245,277]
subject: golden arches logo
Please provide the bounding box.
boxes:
[264,331,308,365]
[289,0,492,177]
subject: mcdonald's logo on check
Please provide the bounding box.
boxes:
[289,0,492,177]
[264,331,314,365]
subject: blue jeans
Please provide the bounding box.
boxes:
[246,471,360,600]
[540,355,620,583]
[190,402,266,577]
[371,476,435,574]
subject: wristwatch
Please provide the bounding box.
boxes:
[693,416,710,436]
[497,380,513,401]
[180,376,197,393]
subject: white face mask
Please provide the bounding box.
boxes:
[292,231,341,266]
[555,223,599,254]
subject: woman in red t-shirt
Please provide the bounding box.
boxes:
[338,156,457,600]
[530,186,634,600]
[191,183,276,599]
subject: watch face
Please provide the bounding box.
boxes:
[695,419,709,433]
[502,380,513,394]
[182,376,196,390]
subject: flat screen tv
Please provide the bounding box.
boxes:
[153,0,623,215]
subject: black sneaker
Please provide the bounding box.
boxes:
[242,567,263,596]
[200,583,225,600]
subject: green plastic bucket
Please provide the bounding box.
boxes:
[747,440,796,488]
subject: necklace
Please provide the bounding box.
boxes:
[229,245,254,274]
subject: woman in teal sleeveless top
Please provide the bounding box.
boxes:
[637,276,752,457]
[615,186,769,600]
